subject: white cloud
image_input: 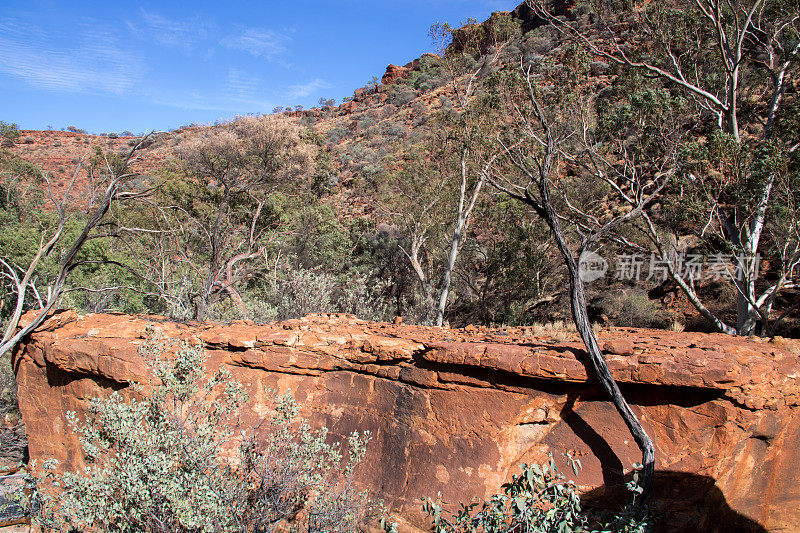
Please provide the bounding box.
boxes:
[287,78,331,98]
[148,89,275,113]
[0,19,144,95]
[129,10,212,50]
[222,27,288,59]
[225,67,260,100]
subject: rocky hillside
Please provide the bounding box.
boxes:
[1,2,545,211]
[1,0,797,334]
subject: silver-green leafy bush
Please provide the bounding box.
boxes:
[31,331,376,532]
[423,454,652,533]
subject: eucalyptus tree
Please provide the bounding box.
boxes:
[528,0,800,335]
[390,15,519,326]
[487,60,661,503]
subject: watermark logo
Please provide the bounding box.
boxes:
[582,252,760,283]
[579,251,609,283]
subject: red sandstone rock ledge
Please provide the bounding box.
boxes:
[12,310,800,532]
[17,309,800,411]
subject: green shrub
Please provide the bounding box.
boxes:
[591,290,671,329]
[0,121,20,142]
[387,87,417,106]
[335,270,390,322]
[294,204,353,270]
[614,291,667,328]
[423,455,652,533]
[380,122,408,138]
[30,333,378,532]
[277,266,337,318]
[358,116,378,132]
[327,126,350,144]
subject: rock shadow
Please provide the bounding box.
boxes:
[559,395,625,489]
[582,471,768,533]
[559,397,767,532]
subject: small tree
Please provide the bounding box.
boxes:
[0,135,158,357]
[387,16,517,325]
[0,121,20,143]
[31,333,375,533]
[365,76,380,93]
[385,148,451,321]
[164,115,313,321]
[488,59,659,501]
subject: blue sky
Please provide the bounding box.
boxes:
[0,0,519,134]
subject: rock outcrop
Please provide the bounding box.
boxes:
[381,53,441,86]
[12,311,800,532]
[382,64,411,85]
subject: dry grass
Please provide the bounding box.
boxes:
[527,320,578,343]
[666,320,686,332]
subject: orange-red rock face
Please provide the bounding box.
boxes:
[12,311,800,532]
[381,64,411,85]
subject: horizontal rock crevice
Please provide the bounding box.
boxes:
[12,310,800,532]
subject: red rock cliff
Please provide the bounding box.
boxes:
[12,311,800,532]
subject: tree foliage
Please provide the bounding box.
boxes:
[423,455,651,533]
[526,0,800,335]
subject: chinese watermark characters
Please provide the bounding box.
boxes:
[579,252,760,283]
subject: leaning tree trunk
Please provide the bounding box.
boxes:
[542,202,655,503]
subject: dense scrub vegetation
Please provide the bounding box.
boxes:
[1,0,797,339]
